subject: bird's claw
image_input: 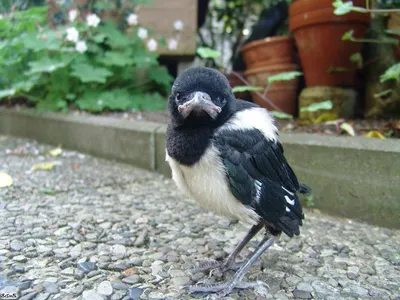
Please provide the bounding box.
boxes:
[188,259,243,275]
[187,280,268,299]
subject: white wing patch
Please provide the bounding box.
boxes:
[282,186,295,196]
[285,195,295,206]
[254,180,262,202]
[216,107,278,141]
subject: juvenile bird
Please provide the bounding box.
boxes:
[165,67,310,299]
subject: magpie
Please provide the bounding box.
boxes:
[165,67,311,299]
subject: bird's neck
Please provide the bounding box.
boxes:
[166,123,215,166]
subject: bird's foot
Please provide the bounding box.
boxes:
[186,279,268,299]
[188,259,242,275]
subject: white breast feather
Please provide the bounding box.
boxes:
[166,147,260,226]
[216,107,278,141]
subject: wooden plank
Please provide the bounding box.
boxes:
[138,0,197,56]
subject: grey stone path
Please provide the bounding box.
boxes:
[0,135,399,300]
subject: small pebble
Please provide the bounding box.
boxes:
[82,289,105,300]
[97,281,113,296]
[128,287,143,300]
[78,261,97,274]
[121,275,141,284]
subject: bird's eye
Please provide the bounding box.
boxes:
[176,93,182,101]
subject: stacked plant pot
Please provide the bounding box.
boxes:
[289,0,371,118]
[241,36,300,115]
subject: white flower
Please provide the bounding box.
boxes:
[68,9,78,22]
[127,13,138,26]
[75,40,87,53]
[173,20,184,31]
[97,99,103,106]
[147,38,157,52]
[168,38,178,50]
[66,27,79,43]
[137,27,148,40]
[86,14,100,28]
[0,14,3,20]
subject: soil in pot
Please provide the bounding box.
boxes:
[289,0,371,87]
[245,63,300,115]
[241,36,295,70]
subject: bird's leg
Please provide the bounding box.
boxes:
[187,234,280,299]
[189,223,263,274]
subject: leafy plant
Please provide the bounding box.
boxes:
[333,0,400,113]
[0,2,180,112]
[267,71,303,85]
[300,100,333,113]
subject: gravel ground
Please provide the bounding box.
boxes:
[0,135,399,300]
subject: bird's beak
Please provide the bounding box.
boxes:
[178,92,222,119]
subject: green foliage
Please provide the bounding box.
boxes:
[231,85,263,93]
[304,194,315,208]
[342,30,354,41]
[300,100,333,113]
[267,71,303,85]
[0,4,175,112]
[270,111,293,119]
[196,47,222,59]
[380,63,400,82]
[332,0,355,15]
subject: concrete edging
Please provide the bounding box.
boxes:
[1,108,399,229]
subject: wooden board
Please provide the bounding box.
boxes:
[138,0,197,56]
[47,0,197,56]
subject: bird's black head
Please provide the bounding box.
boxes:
[168,67,235,126]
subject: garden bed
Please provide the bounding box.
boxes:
[62,108,400,139]
[3,103,399,139]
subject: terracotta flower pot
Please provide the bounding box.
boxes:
[289,0,371,87]
[244,63,300,115]
[241,36,295,69]
[224,72,252,102]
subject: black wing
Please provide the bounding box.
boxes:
[214,128,304,237]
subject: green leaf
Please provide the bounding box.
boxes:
[12,75,41,92]
[232,85,263,93]
[94,1,116,10]
[333,0,354,15]
[129,92,167,111]
[97,51,133,67]
[98,21,132,48]
[27,57,69,74]
[380,63,400,83]
[196,47,221,59]
[267,71,303,85]
[148,67,174,91]
[350,52,362,68]
[342,30,354,41]
[70,63,113,83]
[300,100,333,113]
[76,89,133,111]
[37,97,68,112]
[374,89,392,98]
[0,89,16,99]
[22,31,62,52]
[92,33,107,43]
[270,111,293,119]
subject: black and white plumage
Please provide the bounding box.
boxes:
[165,67,310,299]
